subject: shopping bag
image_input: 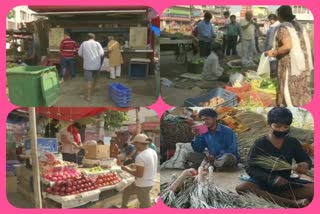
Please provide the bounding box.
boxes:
[100,57,111,72]
[257,53,271,76]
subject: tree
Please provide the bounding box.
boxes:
[103,110,128,131]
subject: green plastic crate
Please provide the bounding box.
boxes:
[7,66,60,106]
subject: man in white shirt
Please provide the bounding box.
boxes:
[78,33,104,102]
[202,42,224,80]
[219,11,230,55]
[240,11,256,67]
[121,134,158,208]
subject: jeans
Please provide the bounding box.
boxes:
[60,57,75,79]
[241,39,255,67]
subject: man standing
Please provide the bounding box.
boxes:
[240,11,256,67]
[226,15,241,56]
[197,12,215,57]
[78,33,104,102]
[121,134,158,208]
[202,42,224,80]
[107,35,124,79]
[60,122,82,163]
[220,11,231,55]
[44,119,60,138]
[187,108,240,170]
[264,14,280,78]
[59,32,79,82]
[253,18,261,53]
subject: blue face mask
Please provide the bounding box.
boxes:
[272,129,290,138]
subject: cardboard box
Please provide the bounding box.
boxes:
[6,176,17,193]
[84,144,110,159]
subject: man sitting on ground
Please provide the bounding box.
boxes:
[186,108,240,170]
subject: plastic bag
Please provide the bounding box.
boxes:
[100,57,111,72]
[229,72,244,86]
[257,53,271,76]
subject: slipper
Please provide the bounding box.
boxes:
[296,199,310,208]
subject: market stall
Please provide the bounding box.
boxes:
[6,107,145,208]
[27,6,158,77]
[6,30,34,64]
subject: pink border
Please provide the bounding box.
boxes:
[1,0,319,213]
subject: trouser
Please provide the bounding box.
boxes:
[186,152,238,169]
[199,40,212,57]
[60,57,75,79]
[222,35,227,54]
[255,36,261,53]
[62,153,77,163]
[241,39,255,67]
[121,183,153,208]
[110,65,121,79]
[226,36,238,56]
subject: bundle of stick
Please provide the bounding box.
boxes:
[160,162,282,208]
[251,155,314,178]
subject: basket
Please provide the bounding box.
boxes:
[184,88,237,107]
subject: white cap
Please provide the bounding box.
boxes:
[131,134,149,144]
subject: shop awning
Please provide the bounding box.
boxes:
[19,107,133,121]
[161,16,191,22]
[6,110,29,124]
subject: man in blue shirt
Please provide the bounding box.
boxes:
[188,108,240,170]
[197,12,215,57]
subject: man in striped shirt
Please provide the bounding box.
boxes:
[60,32,79,82]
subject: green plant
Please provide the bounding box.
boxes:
[103,110,128,131]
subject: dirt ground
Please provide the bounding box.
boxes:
[159,39,274,107]
[54,72,157,107]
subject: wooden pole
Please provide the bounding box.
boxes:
[136,108,141,134]
[29,107,42,208]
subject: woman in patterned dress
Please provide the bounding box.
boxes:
[265,6,313,107]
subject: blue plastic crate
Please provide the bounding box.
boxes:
[184,88,238,107]
[111,95,131,103]
[111,97,131,107]
[109,83,131,94]
[129,62,149,80]
[7,160,20,174]
[108,83,132,107]
[24,138,59,153]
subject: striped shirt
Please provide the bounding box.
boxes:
[60,37,79,58]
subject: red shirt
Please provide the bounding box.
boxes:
[60,37,79,58]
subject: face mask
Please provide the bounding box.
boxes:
[272,129,289,138]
